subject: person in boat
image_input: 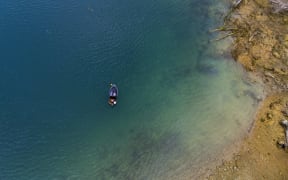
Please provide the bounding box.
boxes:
[109,96,117,105]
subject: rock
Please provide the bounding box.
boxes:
[267,113,273,119]
[274,67,285,74]
[256,95,263,101]
[237,54,254,71]
[272,50,281,59]
[251,45,263,59]
[272,85,278,89]
[280,119,288,127]
[280,120,288,148]
[269,103,275,109]
[255,0,270,7]
[270,0,288,13]
[284,35,288,47]
[233,0,243,8]
[277,140,286,148]
[243,90,262,102]
[270,100,281,109]
[282,109,288,116]
[264,71,275,78]
[284,34,288,42]
[260,117,266,122]
[264,65,274,71]
[284,41,288,48]
[280,68,286,73]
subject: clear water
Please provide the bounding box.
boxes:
[0,0,263,179]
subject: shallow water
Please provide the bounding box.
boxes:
[0,0,263,179]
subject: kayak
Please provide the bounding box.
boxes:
[108,84,118,106]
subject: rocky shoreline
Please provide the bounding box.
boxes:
[208,0,288,179]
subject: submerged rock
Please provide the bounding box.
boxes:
[243,89,263,102]
[196,63,218,75]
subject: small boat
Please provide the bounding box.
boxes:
[108,84,118,106]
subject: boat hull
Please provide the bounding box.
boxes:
[108,84,118,106]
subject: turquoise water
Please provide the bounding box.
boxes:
[0,0,263,179]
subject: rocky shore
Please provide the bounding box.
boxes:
[208,0,288,179]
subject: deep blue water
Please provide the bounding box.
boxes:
[0,0,263,179]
